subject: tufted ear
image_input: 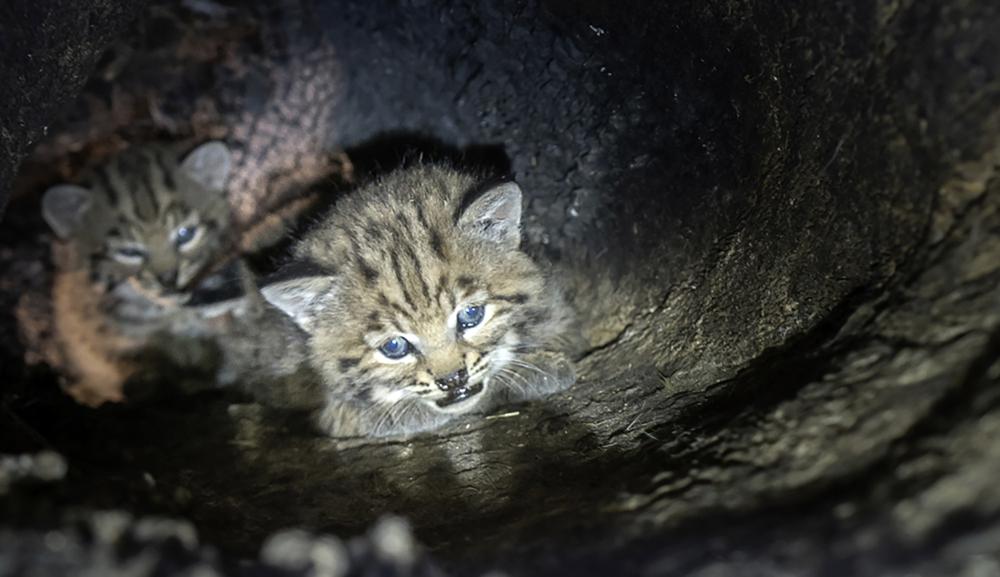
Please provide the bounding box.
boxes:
[42,184,93,239]
[260,274,337,333]
[457,181,523,249]
[180,141,232,192]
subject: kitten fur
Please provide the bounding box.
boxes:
[197,262,324,412]
[42,141,233,315]
[40,142,233,405]
[260,164,581,438]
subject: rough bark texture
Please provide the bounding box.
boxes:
[2,0,1000,576]
[0,2,145,214]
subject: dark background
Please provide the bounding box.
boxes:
[1,1,999,576]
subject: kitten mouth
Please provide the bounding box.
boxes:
[434,382,485,408]
[153,289,192,306]
[126,278,190,306]
[160,289,191,302]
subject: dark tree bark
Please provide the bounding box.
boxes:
[0,2,144,211]
[2,1,1000,576]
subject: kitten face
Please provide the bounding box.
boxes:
[43,142,233,301]
[263,165,575,436]
[311,240,544,416]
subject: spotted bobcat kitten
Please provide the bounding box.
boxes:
[261,165,580,438]
[43,141,234,320]
[40,142,233,405]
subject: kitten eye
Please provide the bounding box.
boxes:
[173,225,199,248]
[457,304,485,330]
[378,336,411,359]
[113,246,147,265]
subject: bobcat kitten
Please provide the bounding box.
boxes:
[260,164,580,438]
[40,142,233,404]
[43,141,234,317]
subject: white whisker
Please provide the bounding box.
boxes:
[369,404,394,437]
[490,374,522,398]
[494,369,529,398]
[503,358,558,381]
[393,399,421,433]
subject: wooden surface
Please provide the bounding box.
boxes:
[1,1,1000,576]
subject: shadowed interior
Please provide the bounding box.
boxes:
[1,1,1000,576]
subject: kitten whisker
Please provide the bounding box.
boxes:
[507,342,547,352]
[503,359,558,382]
[393,399,421,433]
[385,400,411,436]
[380,394,419,435]
[490,374,520,399]
[363,393,405,437]
[366,404,393,437]
[493,369,529,398]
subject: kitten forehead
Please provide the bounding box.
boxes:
[294,165,536,312]
[296,165,479,263]
[88,144,230,211]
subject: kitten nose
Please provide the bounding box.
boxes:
[435,369,468,392]
[156,270,178,288]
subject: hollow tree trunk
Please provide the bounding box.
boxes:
[2,1,1000,576]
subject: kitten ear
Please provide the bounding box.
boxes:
[180,141,232,192]
[457,181,523,249]
[42,184,93,239]
[260,275,337,333]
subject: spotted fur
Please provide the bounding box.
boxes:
[42,142,233,309]
[262,164,580,438]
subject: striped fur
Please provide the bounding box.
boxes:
[42,142,233,306]
[262,164,580,438]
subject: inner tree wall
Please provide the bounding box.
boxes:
[1,1,999,576]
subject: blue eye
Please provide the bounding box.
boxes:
[457,305,485,330]
[174,225,198,248]
[378,336,411,359]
